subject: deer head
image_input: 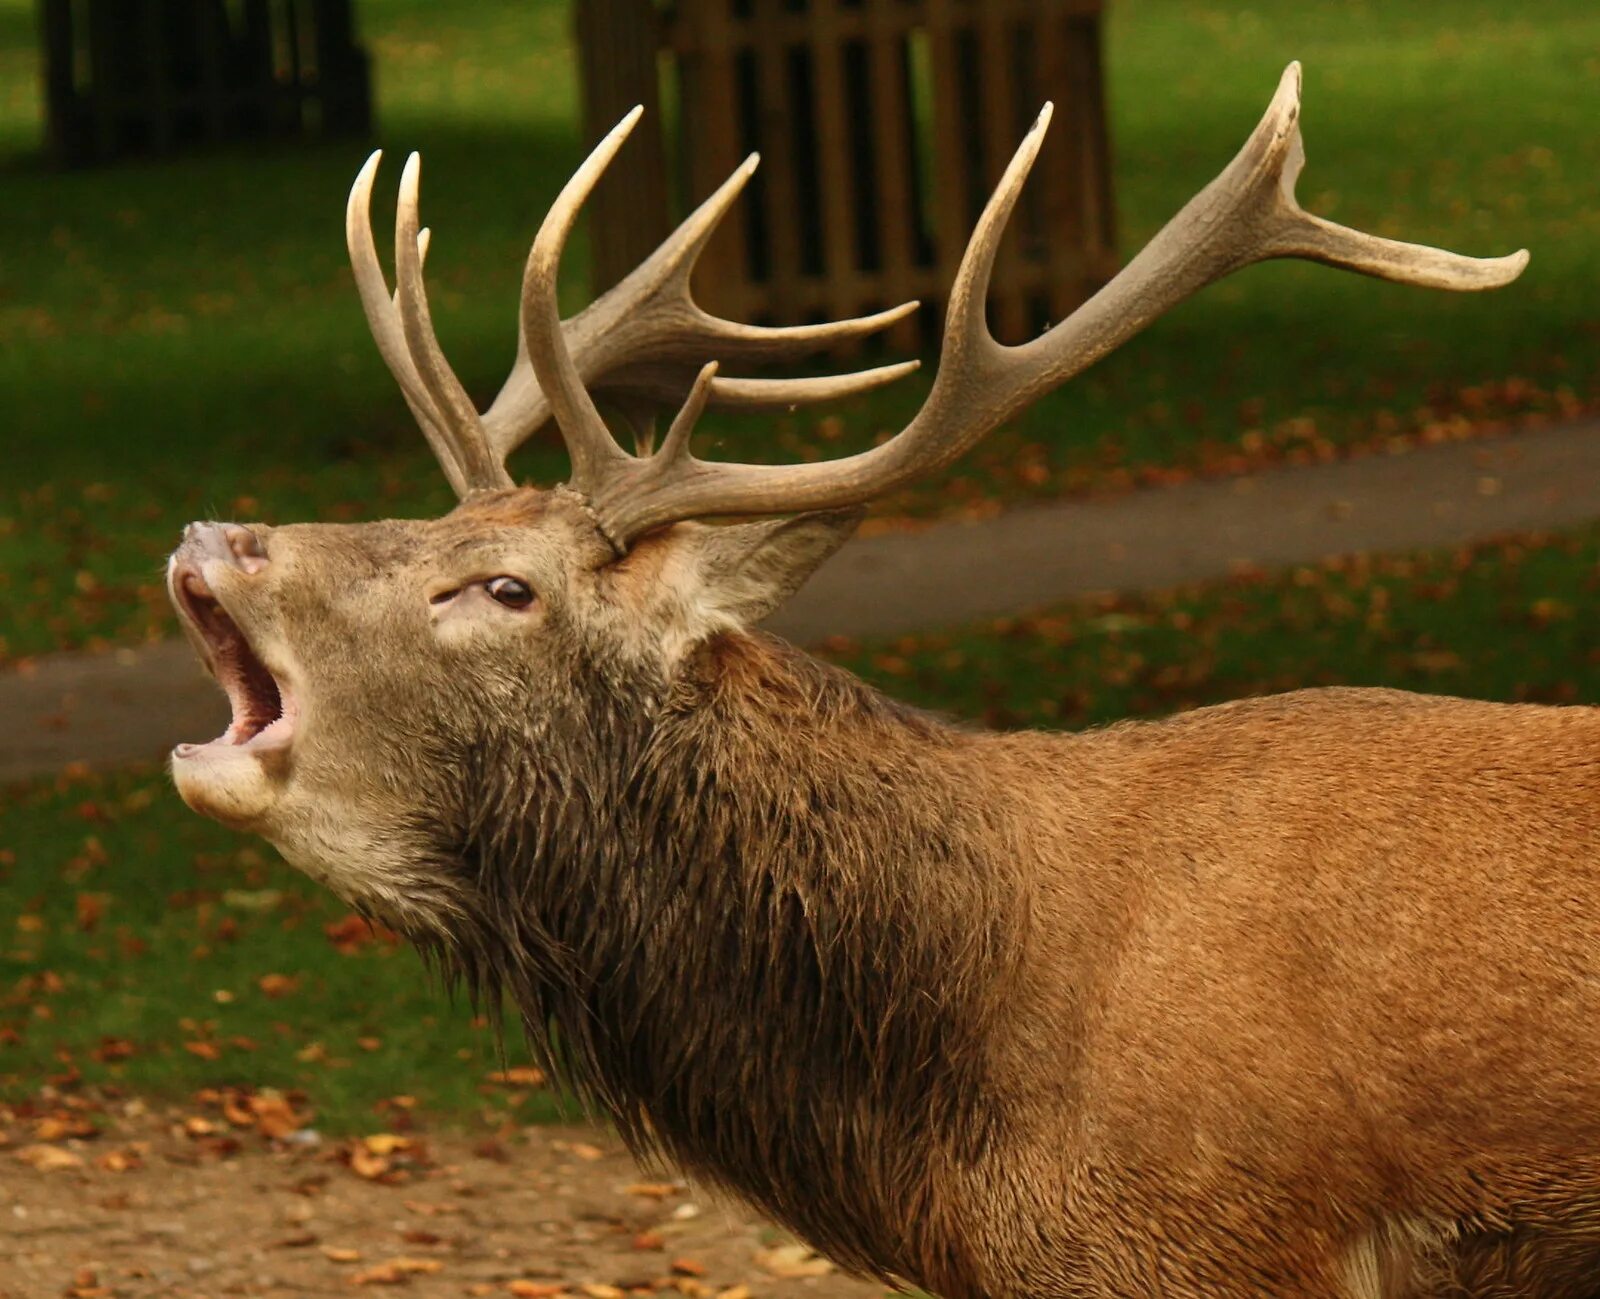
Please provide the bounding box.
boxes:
[168,63,1525,937]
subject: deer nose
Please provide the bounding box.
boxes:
[181,522,270,575]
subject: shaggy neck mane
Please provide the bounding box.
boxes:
[439,632,1030,1281]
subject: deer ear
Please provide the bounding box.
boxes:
[686,507,864,627]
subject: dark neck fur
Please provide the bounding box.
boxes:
[440,633,1029,1282]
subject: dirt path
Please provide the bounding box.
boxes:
[3,420,1599,785]
[1,1094,888,1299]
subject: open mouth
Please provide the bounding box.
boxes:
[172,569,295,751]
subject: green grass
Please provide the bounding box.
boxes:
[2,522,1596,1126]
[1,0,1598,660]
[0,766,566,1133]
[822,527,1600,728]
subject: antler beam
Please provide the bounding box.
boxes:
[570,63,1527,547]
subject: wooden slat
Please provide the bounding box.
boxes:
[87,0,118,160]
[575,0,673,296]
[142,1,174,151]
[197,0,227,142]
[679,0,755,321]
[865,0,918,350]
[751,0,804,323]
[1034,7,1084,324]
[1072,14,1116,270]
[924,0,970,321]
[808,0,859,330]
[287,0,308,131]
[976,4,1025,341]
[40,0,78,161]
[243,0,274,129]
[314,0,371,134]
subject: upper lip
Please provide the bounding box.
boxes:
[170,564,293,750]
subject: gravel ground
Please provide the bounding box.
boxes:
[1,1092,890,1299]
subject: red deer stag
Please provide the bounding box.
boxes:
[169,65,1581,1299]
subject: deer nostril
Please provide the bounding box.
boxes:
[222,524,268,573]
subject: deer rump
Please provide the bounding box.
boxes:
[161,62,1600,1299]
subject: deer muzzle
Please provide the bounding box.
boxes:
[167,523,297,826]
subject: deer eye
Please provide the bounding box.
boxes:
[484,576,535,609]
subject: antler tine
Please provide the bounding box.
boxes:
[585,62,1528,546]
[596,155,921,363]
[542,328,923,428]
[577,358,922,410]
[346,152,512,497]
[1261,115,1521,289]
[658,361,721,469]
[478,152,741,454]
[701,363,922,410]
[346,151,470,497]
[686,294,922,362]
[393,154,511,493]
[519,108,641,495]
[480,134,922,466]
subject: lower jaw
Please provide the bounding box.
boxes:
[170,742,286,829]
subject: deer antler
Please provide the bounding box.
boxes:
[346,121,921,499]
[527,63,1526,548]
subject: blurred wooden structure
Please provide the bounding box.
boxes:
[39,0,371,165]
[578,0,1116,348]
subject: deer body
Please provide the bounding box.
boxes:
[446,624,1600,1299]
[159,63,1582,1299]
